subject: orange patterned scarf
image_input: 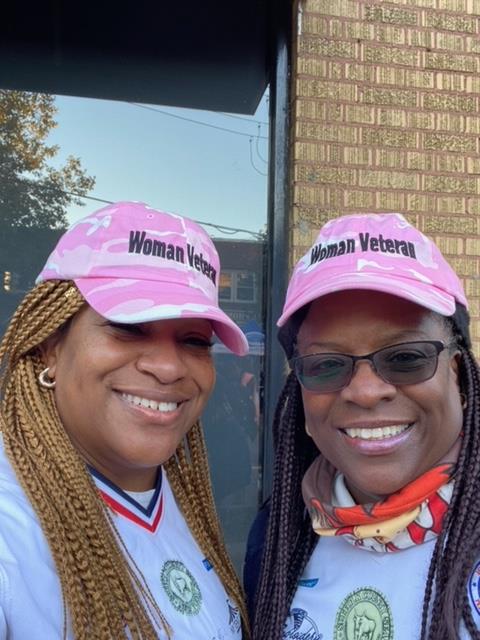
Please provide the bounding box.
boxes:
[302,442,460,552]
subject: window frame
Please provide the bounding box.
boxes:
[219,269,258,304]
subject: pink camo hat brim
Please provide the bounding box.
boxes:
[277,213,467,330]
[36,201,249,356]
[277,271,457,328]
[75,276,248,356]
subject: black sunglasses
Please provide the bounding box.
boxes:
[290,340,450,394]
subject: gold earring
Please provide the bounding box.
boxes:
[38,367,56,389]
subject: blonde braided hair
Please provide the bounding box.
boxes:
[0,280,250,639]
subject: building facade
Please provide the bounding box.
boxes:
[291,0,480,354]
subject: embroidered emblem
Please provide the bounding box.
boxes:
[161,560,202,615]
[227,598,241,634]
[469,560,480,615]
[284,608,323,639]
[334,587,393,640]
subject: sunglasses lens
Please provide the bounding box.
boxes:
[293,341,443,393]
[295,355,352,393]
[374,342,440,385]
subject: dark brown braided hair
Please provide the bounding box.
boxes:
[253,303,480,640]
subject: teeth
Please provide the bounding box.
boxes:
[344,424,410,440]
[121,393,178,413]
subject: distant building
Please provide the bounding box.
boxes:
[214,238,264,328]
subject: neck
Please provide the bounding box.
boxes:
[344,480,384,504]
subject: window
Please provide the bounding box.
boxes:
[219,270,257,303]
[219,272,233,301]
[0,88,269,574]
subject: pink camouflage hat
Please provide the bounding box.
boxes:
[278,212,468,330]
[37,201,248,356]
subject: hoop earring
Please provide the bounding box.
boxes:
[305,423,312,437]
[460,392,467,410]
[38,367,56,389]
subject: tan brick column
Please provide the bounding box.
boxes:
[292,0,480,354]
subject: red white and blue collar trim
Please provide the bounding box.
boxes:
[90,466,164,533]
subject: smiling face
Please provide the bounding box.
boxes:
[296,290,463,503]
[43,306,215,490]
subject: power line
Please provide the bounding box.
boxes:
[128,103,269,140]
[66,192,113,206]
[215,111,269,127]
[248,139,267,177]
[64,191,265,240]
[255,124,268,165]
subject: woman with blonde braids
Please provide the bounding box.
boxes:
[0,201,249,639]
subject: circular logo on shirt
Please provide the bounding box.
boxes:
[334,587,393,640]
[161,560,202,615]
[469,560,480,614]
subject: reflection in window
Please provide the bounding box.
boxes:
[219,272,233,301]
[0,88,269,574]
[205,235,266,571]
[220,270,257,303]
[237,271,256,302]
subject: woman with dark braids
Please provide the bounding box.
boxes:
[245,213,480,640]
[0,201,250,639]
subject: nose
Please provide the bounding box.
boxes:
[339,360,397,407]
[136,340,188,384]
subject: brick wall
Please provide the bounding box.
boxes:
[292,0,480,354]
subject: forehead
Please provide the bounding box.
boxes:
[297,290,447,348]
[69,306,213,334]
[139,315,213,331]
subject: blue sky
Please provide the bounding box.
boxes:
[48,92,270,240]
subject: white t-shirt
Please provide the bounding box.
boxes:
[284,535,480,639]
[0,439,242,639]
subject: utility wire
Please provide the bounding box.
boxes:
[248,139,267,177]
[215,111,269,127]
[67,192,113,205]
[128,103,269,140]
[255,124,268,165]
[64,190,265,240]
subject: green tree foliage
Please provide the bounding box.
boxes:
[0,90,95,228]
[0,91,96,322]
